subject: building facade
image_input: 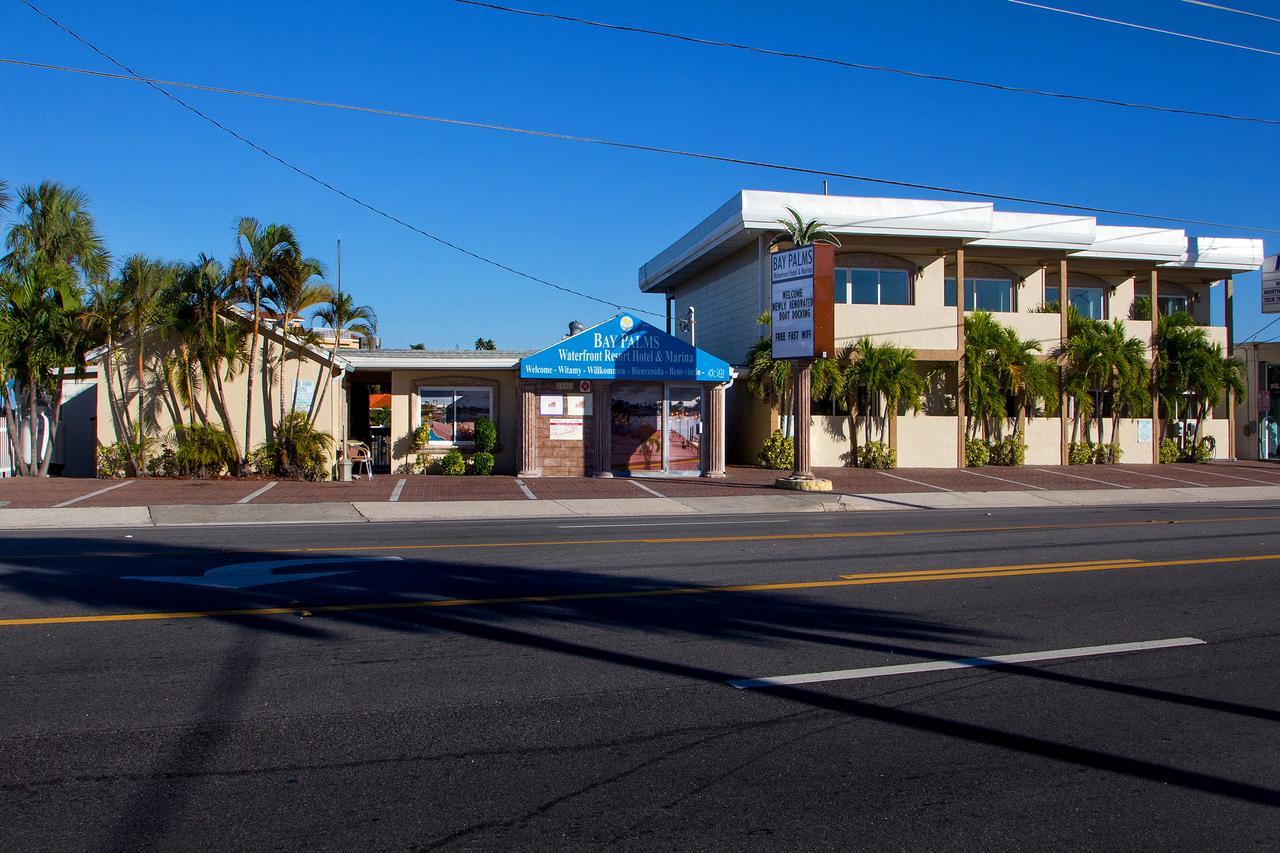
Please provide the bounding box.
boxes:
[639,190,1263,467]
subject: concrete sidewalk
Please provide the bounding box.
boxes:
[1,483,1278,530]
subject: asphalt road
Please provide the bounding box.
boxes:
[2,501,1280,851]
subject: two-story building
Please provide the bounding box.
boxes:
[638,190,1263,467]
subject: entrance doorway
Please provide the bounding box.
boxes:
[610,382,703,476]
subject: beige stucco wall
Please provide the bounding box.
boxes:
[95,326,344,469]
[896,414,958,469]
[836,304,958,352]
[998,313,1061,354]
[811,416,852,467]
[389,369,520,474]
[1023,418,1063,465]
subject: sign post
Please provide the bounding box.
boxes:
[1263,254,1280,315]
[770,243,835,491]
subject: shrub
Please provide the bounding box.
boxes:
[757,430,794,470]
[173,424,237,478]
[1068,441,1095,465]
[96,441,137,479]
[1098,443,1122,465]
[253,413,334,480]
[1159,437,1181,464]
[989,433,1026,467]
[440,448,466,476]
[1130,296,1152,321]
[410,422,432,451]
[1189,437,1215,464]
[146,446,179,478]
[473,416,497,454]
[856,441,896,469]
[471,451,495,476]
[965,438,990,468]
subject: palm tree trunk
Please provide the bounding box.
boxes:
[36,381,66,478]
[211,371,241,465]
[279,315,290,426]
[306,344,338,429]
[135,330,147,475]
[243,281,261,468]
[102,333,140,475]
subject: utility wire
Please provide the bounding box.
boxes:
[13,0,663,319]
[1182,1,1280,26]
[3,55,1278,235]
[1008,0,1280,58]
[451,0,1280,127]
[1244,313,1280,342]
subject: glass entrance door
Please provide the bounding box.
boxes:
[665,385,703,474]
[611,383,704,475]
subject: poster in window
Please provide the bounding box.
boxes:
[549,418,583,440]
[565,394,592,416]
[539,395,564,416]
[1136,419,1152,444]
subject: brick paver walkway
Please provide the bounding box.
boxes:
[1,462,1278,509]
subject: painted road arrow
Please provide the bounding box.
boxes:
[122,556,405,590]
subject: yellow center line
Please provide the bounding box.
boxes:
[1,552,1276,629]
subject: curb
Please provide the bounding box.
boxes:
[0,485,1277,531]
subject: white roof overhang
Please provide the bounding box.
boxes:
[1070,226,1188,263]
[970,211,1096,252]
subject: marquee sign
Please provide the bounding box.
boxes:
[1263,254,1280,315]
[770,243,835,360]
[519,314,732,383]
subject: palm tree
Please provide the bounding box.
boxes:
[0,179,10,215]
[963,312,1006,441]
[996,325,1055,438]
[308,292,377,428]
[1063,317,1149,453]
[746,311,794,429]
[2,181,108,281]
[770,206,841,248]
[118,254,176,471]
[836,338,924,449]
[231,217,297,468]
[264,252,332,424]
[82,276,138,471]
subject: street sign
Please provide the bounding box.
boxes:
[770,243,834,360]
[1263,254,1280,314]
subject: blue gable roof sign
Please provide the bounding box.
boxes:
[519,314,732,383]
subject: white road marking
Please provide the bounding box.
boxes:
[1119,469,1208,487]
[122,556,404,589]
[237,481,278,504]
[962,469,1046,490]
[0,500,9,507]
[557,518,788,529]
[389,479,407,502]
[1171,467,1279,486]
[877,471,953,492]
[54,481,133,508]
[728,637,1206,689]
[628,479,666,497]
[1035,468,1131,488]
[515,479,538,500]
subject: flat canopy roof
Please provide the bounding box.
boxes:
[520,314,732,383]
[638,190,1264,293]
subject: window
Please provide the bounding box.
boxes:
[418,387,493,445]
[836,268,910,305]
[1157,295,1189,317]
[1067,286,1106,320]
[945,277,1014,312]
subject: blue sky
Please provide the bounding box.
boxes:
[1,0,1276,348]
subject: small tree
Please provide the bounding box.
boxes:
[474,337,496,351]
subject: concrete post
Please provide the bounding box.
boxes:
[955,248,966,467]
[517,380,540,478]
[705,382,726,477]
[1151,269,1161,463]
[1059,258,1070,464]
[793,360,813,479]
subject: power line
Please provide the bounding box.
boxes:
[3,56,1279,236]
[13,0,663,320]
[1183,1,1280,26]
[1007,0,1280,58]
[451,0,1280,127]
[1244,313,1280,342]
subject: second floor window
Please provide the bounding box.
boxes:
[1158,295,1189,317]
[944,277,1014,312]
[836,268,911,306]
[1046,285,1107,320]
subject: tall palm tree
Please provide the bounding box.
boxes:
[118,254,175,471]
[963,312,1006,441]
[82,276,138,470]
[2,181,108,281]
[264,253,332,424]
[996,325,1054,438]
[231,218,297,467]
[307,292,376,428]
[836,338,923,448]
[1063,317,1149,451]
[770,206,841,248]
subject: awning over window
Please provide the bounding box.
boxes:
[519,314,732,383]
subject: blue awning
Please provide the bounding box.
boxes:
[519,314,732,383]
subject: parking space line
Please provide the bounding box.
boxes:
[237,482,277,504]
[1119,469,1208,487]
[389,479,406,502]
[1034,468,1131,488]
[53,481,133,508]
[961,469,1045,490]
[514,479,538,500]
[1176,467,1280,486]
[728,637,1206,689]
[878,471,953,492]
[628,479,665,497]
